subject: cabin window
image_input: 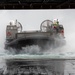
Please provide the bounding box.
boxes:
[7,27,10,29]
[11,27,13,29]
[59,25,63,30]
[13,27,17,29]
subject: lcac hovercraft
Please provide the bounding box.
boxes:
[5,19,65,54]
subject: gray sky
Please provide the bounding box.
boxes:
[0,9,75,53]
